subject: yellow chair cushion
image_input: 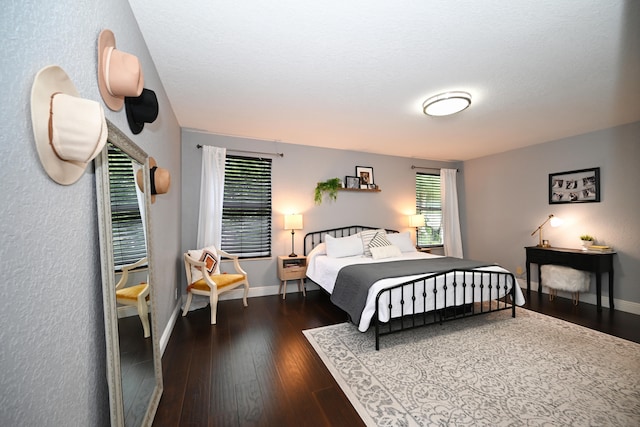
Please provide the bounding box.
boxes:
[188,274,245,292]
[116,283,148,300]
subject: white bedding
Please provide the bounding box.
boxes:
[306,247,526,332]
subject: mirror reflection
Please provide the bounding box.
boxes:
[96,121,162,427]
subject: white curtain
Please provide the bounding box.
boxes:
[441,168,463,258]
[196,146,226,249]
[133,161,147,247]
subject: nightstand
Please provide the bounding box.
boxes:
[277,255,307,299]
[418,247,432,253]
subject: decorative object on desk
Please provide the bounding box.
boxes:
[314,177,342,204]
[589,245,613,252]
[580,234,595,250]
[355,166,374,189]
[531,214,563,247]
[408,214,425,247]
[549,167,600,204]
[284,214,303,257]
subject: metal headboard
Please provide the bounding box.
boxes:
[303,225,399,255]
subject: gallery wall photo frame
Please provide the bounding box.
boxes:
[355,166,374,189]
[549,167,600,204]
[345,176,361,189]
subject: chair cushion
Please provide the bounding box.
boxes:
[116,283,148,300]
[187,274,245,292]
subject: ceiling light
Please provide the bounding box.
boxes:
[422,91,472,116]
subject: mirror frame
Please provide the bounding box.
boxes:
[95,120,163,427]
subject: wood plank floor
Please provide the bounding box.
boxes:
[152,289,640,427]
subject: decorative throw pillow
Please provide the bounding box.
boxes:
[368,231,393,250]
[187,245,220,282]
[386,231,418,252]
[200,249,218,275]
[325,234,364,258]
[370,244,403,260]
[360,228,386,257]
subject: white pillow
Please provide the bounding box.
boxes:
[307,242,327,258]
[371,245,403,259]
[186,245,220,282]
[386,232,417,252]
[360,228,386,257]
[325,234,364,258]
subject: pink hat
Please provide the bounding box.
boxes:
[98,29,144,111]
[30,65,107,185]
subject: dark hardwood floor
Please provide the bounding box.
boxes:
[152,289,640,427]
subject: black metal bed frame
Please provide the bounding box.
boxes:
[304,225,517,350]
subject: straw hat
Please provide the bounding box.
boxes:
[98,29,144,111]
[30,65,107,185]
[136,157,171,203]
[125,88,159,134]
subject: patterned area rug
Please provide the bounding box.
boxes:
[303,309,640,426]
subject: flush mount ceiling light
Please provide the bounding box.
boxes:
[422,91,472,116]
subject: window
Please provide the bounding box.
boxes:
[221,155,272,258]
[415,173,443,247]
[107,143,147,269]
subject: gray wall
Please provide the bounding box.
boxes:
[181,130,459,294]
[0,1,181,425]
[463,121,640,310]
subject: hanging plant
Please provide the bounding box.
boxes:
[314,177,342,204]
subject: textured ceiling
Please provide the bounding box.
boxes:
[128,0,640,161]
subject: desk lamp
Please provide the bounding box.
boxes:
[531,214,563,247]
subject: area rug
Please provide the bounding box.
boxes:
[303,309,640,426]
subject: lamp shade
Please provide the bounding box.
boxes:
[409,214,425,228]
[284,214,303,230]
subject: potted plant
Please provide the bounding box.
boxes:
[314,178,342,204]
[580,234,594,250]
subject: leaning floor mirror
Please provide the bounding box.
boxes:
[95,120,163,427]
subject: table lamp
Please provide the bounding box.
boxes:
[409,214,425,247]
[284,214,303,257]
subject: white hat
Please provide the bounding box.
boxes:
[30,65,108,185]
[98,29,144,111]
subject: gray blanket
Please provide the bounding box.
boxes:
[330,257,493,325]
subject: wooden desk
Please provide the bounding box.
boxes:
[525,246,616,312]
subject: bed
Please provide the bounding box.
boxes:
[304,225,525,350]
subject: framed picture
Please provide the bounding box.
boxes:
[549,167,600,204]
[356,166,374,188]
[345,175,360,189]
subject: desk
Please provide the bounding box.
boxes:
[525,246,616,312]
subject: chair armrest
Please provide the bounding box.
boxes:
[115,257,148,290]
[217,249,248,276]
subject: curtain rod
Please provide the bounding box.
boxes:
[411,165,459,172]
[196,144,284,158]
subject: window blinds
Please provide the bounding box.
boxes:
[221,155,272,258]
[415,172,443,247]
[108,144,147,269]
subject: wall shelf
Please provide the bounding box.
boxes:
[339,187,381,193]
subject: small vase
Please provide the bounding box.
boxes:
[581,240,593,250]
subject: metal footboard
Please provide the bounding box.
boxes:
[374,269,517,350]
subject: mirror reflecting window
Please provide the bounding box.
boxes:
[96,121,162,427]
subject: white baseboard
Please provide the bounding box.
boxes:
[519,280,640,316]
[158,303,181,356]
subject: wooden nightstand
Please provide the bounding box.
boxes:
[418,247,432,254]
[277,255,307,299]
